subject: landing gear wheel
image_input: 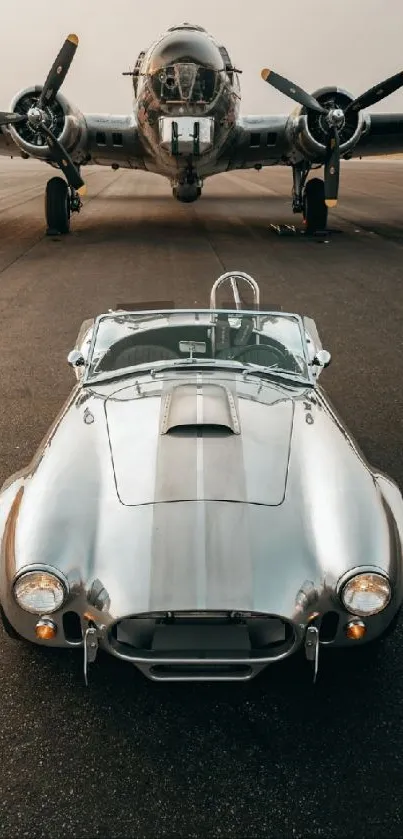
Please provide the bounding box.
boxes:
[45,176,71,235]
[303,178,328,234]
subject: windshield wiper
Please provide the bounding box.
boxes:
[85,356,311,387]
[241,365,310,386]
[85,357,246,385]
[84,366,156,385]
[150,359,246,373]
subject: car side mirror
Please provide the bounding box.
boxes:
[312,349,331,368]
[67,350,85,368]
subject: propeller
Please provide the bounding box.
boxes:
[37,33,78,109]
[261,67,403,206]
[323,126,340,208]
[0,34,84,191]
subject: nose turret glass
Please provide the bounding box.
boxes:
[147,31,225,73]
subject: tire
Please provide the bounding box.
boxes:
[303,177,328,233]
[45,176,71,234]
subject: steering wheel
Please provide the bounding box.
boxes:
[219,338,300,373]
[96,337,179,372]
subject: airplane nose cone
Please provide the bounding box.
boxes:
[147,31,225,74]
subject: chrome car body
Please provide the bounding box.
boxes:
[1,272,403,684]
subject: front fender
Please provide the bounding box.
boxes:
[0,478,25,545]
[375,472,403,570]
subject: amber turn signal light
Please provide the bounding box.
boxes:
[345,619,367,640]
[35,618,57,640]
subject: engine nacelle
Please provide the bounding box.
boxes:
[288,87,365,162]
[7,86,88,163]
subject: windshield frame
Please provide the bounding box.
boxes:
[82,308,315,386]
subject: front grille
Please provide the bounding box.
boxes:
[109,611,296,662]
[150,664,253,680]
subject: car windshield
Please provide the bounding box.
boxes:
[85,309,311,383]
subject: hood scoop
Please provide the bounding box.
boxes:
[160,383,240,435]
[105,380,294,506]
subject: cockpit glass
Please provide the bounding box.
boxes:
[86,310,311,383]
[151,64,220,104]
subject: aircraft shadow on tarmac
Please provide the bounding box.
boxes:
[46,214,351,246]
[93,192,289,203]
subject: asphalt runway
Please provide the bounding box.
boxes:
[1,157,403,839]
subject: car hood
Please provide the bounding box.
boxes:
[1,370,399,620]
[105,377,294,505]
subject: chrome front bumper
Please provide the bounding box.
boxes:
[3,602,398,685]
[104,611,300,682]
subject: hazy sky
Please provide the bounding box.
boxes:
[1,0,402,115]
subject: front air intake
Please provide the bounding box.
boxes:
[109,611,296,656]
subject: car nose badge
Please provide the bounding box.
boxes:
[83,624,98,686]
[305,625,320,683]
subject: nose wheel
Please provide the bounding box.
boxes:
[45,175,83,235]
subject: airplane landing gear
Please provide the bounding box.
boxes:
[45,176,70,234]
[45,176,83,235]
[172,181,202,202]
[292,163,309,214]
[171,165,203,202]
[291,164,328,234]
[303,178,328,234]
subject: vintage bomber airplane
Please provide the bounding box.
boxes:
[0,22,403,235]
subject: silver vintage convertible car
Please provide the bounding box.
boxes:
[1,272,403,684]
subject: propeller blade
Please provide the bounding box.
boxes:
[0,111,27,127]
[346,69,403,113]
[41,125,84,190]
[261,68,326,114]
[38,33,79,109]
[324,127,340,207]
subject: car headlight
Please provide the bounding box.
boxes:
[341,572,391,617]
[13,570,67,614]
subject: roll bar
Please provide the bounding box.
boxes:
[209,272,261,356]
[210,271,260,310]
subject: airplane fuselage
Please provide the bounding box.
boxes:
[131,24,241,200]
[3,20,402,232]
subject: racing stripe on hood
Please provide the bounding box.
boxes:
[153,376,246,503]
[148,375,252,611]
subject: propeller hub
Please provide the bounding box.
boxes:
[27,106,47,127]
[327,108,345,129]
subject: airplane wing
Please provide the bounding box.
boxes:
[351,113,403,157]
[217,116,291,172]
[0,125,21,157]
[0,31,148,174]
[81,114,147,170]
[0,113,148,171]
[220,111,403,173]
